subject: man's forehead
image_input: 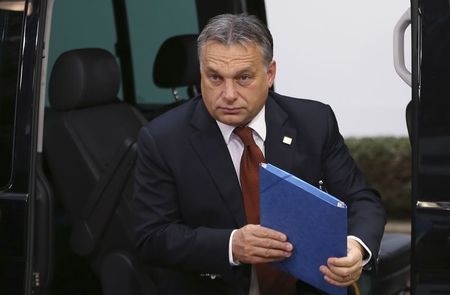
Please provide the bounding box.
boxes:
[201,41,263,65]
[203,39,255,50]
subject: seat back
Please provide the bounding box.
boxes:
[45,48,146,224]
[44,48,155,294]
[153,34,200,100]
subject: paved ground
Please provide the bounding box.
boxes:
[385,219,411,233]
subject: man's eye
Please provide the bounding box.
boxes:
[237,74,252,85]
[210,75,221,81]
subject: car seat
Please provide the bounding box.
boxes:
[44,48,155,295]
[153,34,200,101]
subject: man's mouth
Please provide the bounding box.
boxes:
[219,107,242,114]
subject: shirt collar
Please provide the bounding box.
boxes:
[217,106,266,144]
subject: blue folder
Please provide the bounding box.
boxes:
[260,163,347,295]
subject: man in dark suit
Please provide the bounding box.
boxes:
[133,13,385,295]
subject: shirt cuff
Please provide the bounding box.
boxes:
[229,229,240,266]
[348,235,372,266]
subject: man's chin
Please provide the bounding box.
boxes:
[216,115,249,127]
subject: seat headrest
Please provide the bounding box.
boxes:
[49,48,121,111]
[153,34,200,88]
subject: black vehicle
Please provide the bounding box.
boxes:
[0,0,445,294]
[409,1,450,293]
[393,1,450,293]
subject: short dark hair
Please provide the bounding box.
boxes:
[197,13,273,67]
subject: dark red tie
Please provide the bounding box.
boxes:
[234,127,297,295]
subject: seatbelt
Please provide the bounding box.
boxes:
[70,138,137,256]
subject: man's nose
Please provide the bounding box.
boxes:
[223,79,237,102]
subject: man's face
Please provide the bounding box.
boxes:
[200,41,276,126]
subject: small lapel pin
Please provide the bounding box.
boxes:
[282,136,293,145]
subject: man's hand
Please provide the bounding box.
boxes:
[319,238,364,287]
[232,224,293,264]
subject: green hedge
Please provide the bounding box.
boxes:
[345,137,411,219]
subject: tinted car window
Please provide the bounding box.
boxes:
[126,0,198,105]
[46,0,117,101]
[0,4,23,189]
[47,0,198,105]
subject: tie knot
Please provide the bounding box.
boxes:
[234,127,255,146]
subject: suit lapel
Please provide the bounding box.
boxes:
[187,95,301,227]
[189,100,246,227]
[265,96,298,174]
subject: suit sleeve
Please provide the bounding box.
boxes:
[132,126,233,275]
[321,105,386,264]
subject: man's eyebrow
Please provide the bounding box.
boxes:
[234,67,256,76]
[203,65,256,75]
[203,65,219,73]
[236,68,254,74]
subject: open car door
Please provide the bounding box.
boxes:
[0,0,48,294]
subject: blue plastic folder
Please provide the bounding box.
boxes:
[259,163,347,295]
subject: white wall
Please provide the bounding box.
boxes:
[265,0,411,137]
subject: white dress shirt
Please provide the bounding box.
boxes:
[216,106,371,294]
[217,107,266,295]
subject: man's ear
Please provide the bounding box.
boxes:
[267,60,276,87]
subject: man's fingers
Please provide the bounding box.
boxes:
[326,263,362,278]
[232,224,293,264]
[240,225,292,250]
[233,242,292,264]
[248,224,288,242]
[324,255,362,285]
[318,239,364,287]
[255,231,293,251]
[321,264,362,281]
[252,247,292,261]
[319,265,361,287]
[327,241,363,269]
